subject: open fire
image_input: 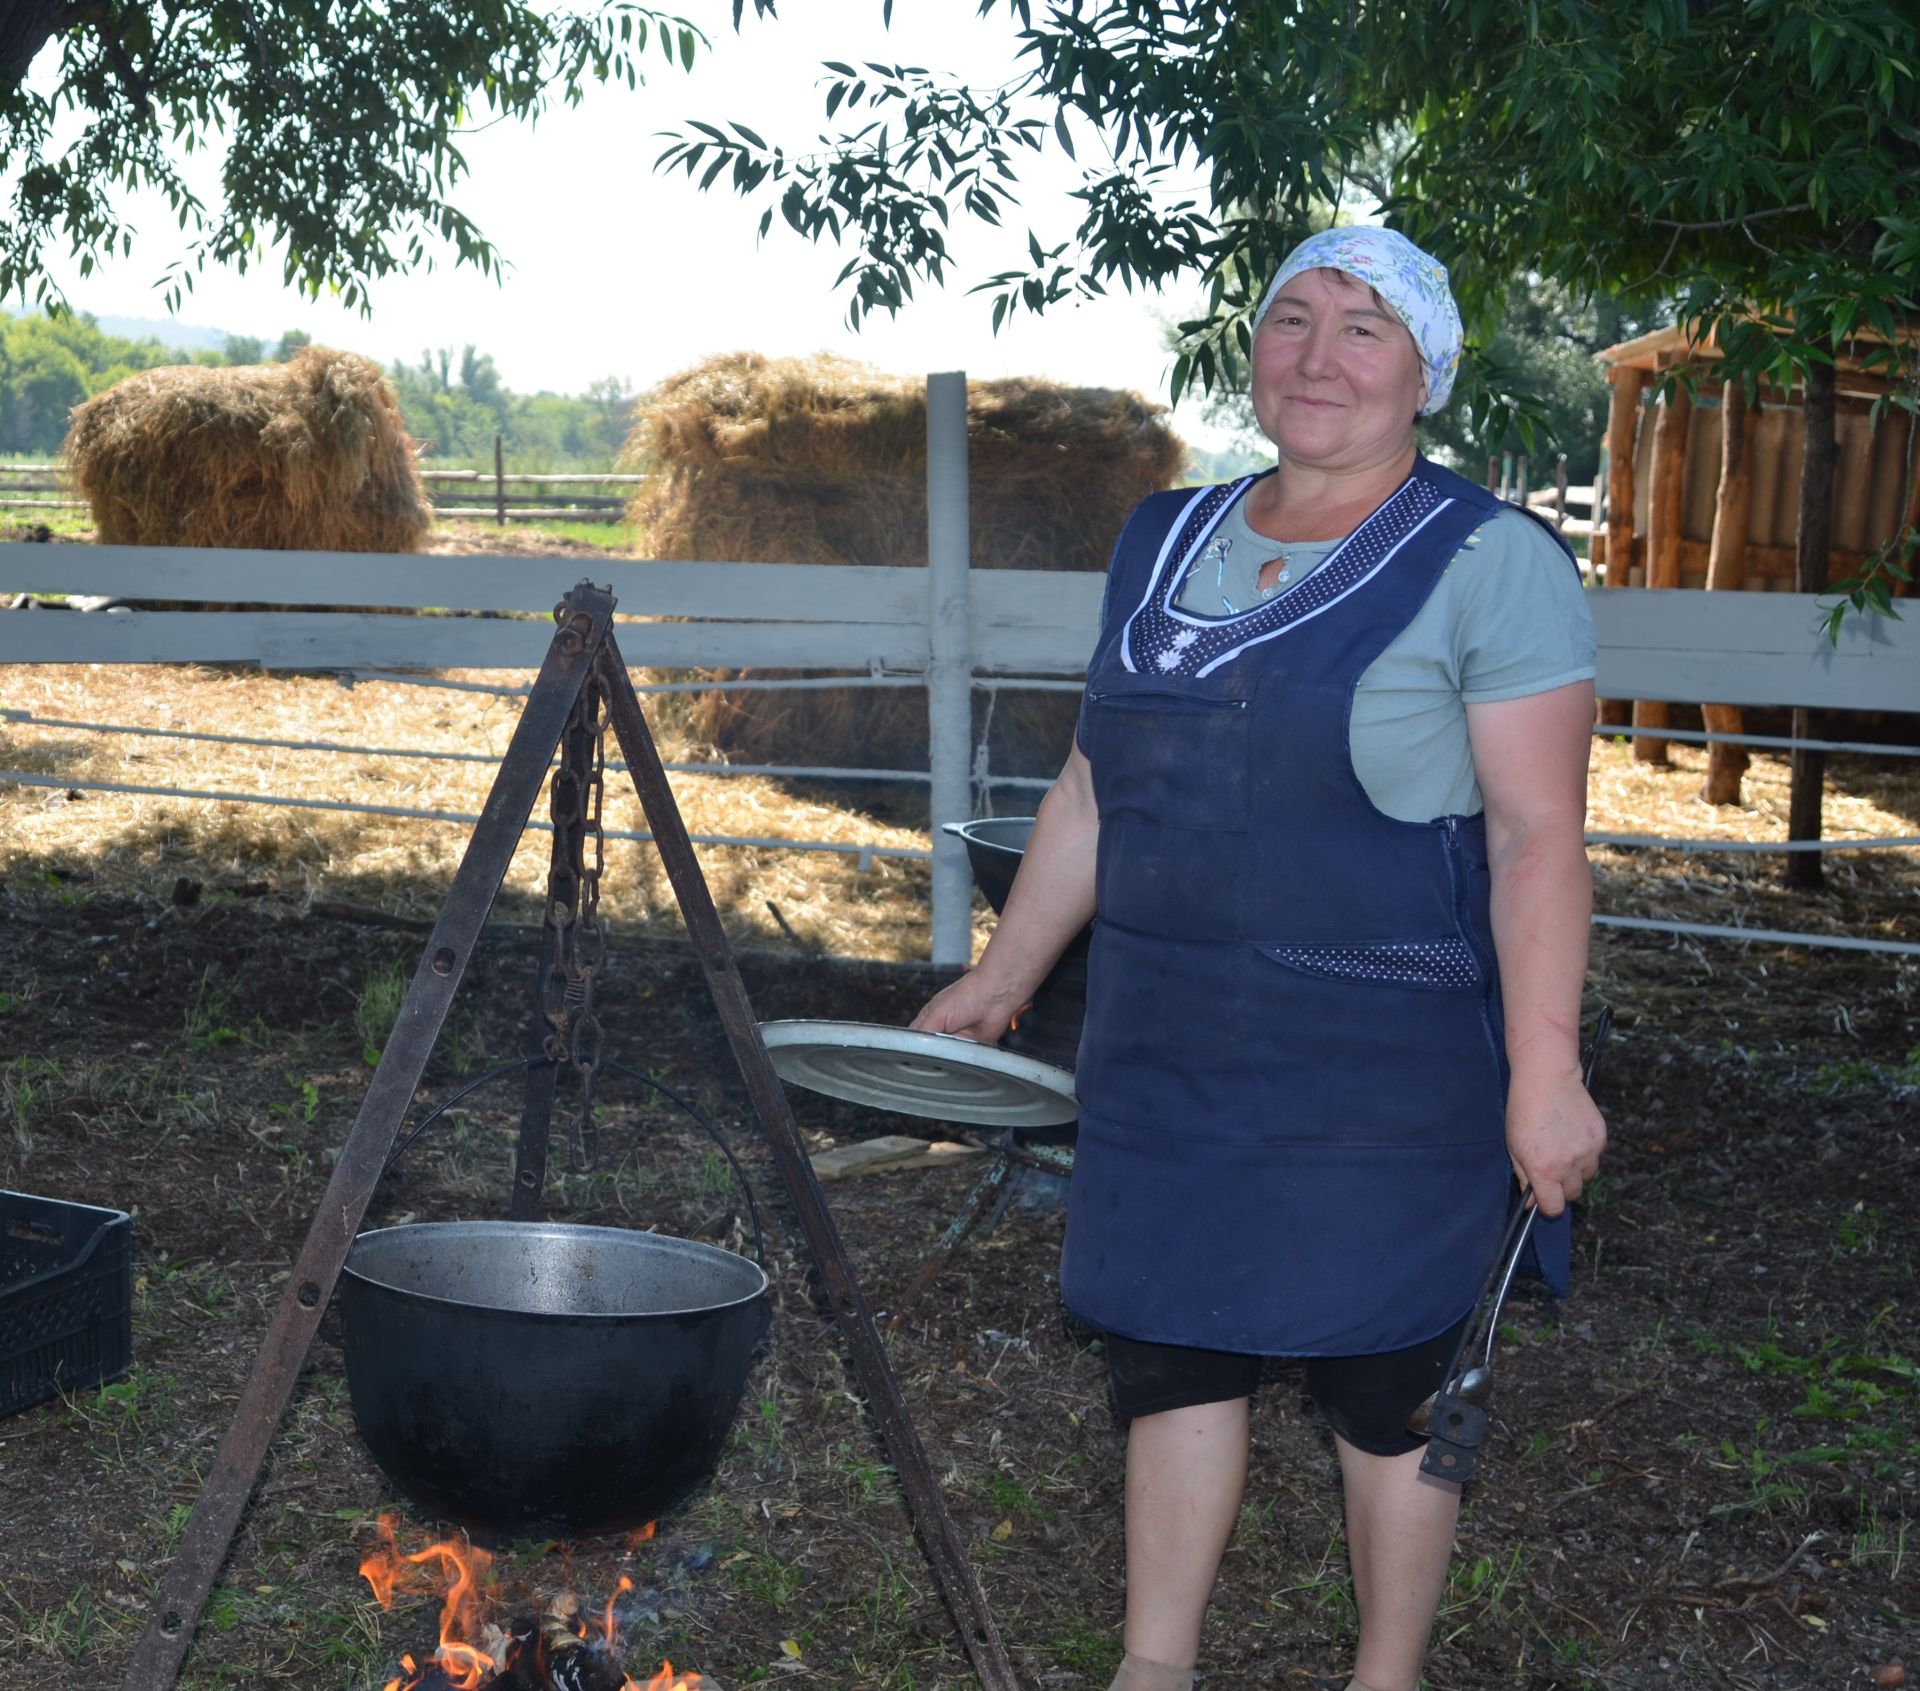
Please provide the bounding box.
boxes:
[360,1515,704,1691]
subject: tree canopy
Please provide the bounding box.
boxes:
[0,0,764,316]
[662,0,1920,433]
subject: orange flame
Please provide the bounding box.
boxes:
[600,1573,634,1649]
[359,1517,701,1691]
[625,1661,704,1691]
[358,1515,497,1690]
[624,1521,657,1550]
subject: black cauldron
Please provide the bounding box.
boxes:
[339,1220,768,1537]
[948,817,1090,1082]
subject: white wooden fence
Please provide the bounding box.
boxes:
[3,374,1917,962]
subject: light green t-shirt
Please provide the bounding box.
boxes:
[1169,495,1595,821]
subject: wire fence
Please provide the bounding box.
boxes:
[5,672,1917,957]
[1,453,643,526]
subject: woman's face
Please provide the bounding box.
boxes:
[1249,267,1428,473]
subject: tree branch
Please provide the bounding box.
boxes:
[1640,201,1812,232]
[0,0,85,89]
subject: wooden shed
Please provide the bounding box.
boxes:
[1590,323,1918,802]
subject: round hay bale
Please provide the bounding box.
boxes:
[627,353,1187,780]
[63,347,432,552]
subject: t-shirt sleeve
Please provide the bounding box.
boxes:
[1447,508,1597,703]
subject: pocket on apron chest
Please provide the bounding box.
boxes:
[1084,687,1252,832]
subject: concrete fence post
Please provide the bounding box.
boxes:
[926,371,973,971]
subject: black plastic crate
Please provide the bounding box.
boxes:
[0,1189,133,1419]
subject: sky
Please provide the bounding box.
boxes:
[19,1,1238,443]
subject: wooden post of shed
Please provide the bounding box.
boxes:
[926,371,975,970]
[1700,380,1754,804]
[493,434,506,527]
[1632,375,1693,763]
[1598,366,1649,727]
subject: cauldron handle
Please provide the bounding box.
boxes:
[602,1056,767,1271]
[378,1054,768,1269]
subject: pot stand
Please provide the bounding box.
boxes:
[878,818,1090,1327]
[888,1133,1075,1332]
[124,582,1018,1691]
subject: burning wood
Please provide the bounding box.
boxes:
[359,1516,708,1691]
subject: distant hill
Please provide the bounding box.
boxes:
[0,303,241,353]
[87,314,236,353]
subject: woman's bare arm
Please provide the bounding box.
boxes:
[910,741,1100,1044]
[1466,680,1606,1217]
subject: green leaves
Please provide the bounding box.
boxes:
[655,0,1920,447]
[0,1,757,315]
[1819,527,1915,645]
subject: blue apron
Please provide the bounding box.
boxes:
[1062,457,1573,1357]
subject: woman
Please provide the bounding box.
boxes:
[913,227,1606,1691]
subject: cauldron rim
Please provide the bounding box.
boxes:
[343,1219,769,1323]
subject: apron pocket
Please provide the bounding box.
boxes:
[1084,688,1251,831]
[1257,935,1482,990]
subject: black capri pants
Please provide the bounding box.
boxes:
[1103,1314,1471,1459]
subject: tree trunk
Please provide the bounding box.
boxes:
[1787,348,1837,890]
[1701,379,1754,805]
[1599,365,1650,728]
[0,1,75,90]
[1633,376,1693,764]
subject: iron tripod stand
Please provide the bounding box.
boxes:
[122,581,1020,1691]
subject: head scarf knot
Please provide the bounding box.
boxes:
[1254,228,1464,416]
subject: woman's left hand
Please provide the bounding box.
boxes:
[1505,1063,1606,1217]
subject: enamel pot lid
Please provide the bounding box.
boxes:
[758,1019,1077,1128]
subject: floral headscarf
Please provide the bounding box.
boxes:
[1253,227,1464,416]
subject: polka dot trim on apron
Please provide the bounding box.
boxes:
[1122,474,1456,680]
[1259,935,1481,989]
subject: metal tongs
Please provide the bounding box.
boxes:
[1411,1003,1612,1482]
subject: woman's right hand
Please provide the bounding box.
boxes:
[909,970,1027,1046]
[910,742,1100,1047]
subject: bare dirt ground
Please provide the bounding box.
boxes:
[0,884,1914,1691]
[0,531,1916,1688]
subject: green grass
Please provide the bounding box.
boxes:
[3,1585,128,1666]
[2,1051,212,1153]
[1436,1544,1531,1645]
[352,958,409,1064]
[0,505,93,542]
[981,1472,1049,1519]
[1810,1043,1920,1095]
[1684,1316,1920,1514]
[1044,1620,1123,1680]
[184,967,252,1048]
[732,1542,807,1611]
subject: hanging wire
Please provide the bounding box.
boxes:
[378,1055,767,1265]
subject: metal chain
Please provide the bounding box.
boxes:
[537,656,611,1173]
[565,663,610,1169]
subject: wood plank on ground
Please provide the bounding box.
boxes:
[810,1135,988,1181]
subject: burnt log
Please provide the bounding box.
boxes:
[495,1607,629,1691]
